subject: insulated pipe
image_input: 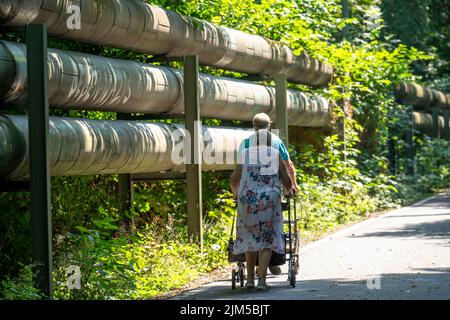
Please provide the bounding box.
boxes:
[413,111,446,136]
[0,114,253,180]
[0,40,332,127]
[395,83,450,110]
[0,0,333,87]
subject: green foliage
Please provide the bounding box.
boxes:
[415,138,450,192]
[381,0,450,90]
[295,174,379,231]
[52,175,121,238]
[0,192,30,278]
[1,265,43,300]
[1,0,449,300]
[52,202,231,299]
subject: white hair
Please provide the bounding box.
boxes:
[252,113,271,130]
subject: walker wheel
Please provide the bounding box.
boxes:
[239,268,244,287]
[290,274,296,288]
[231,269,236,289]
[289,259,297,287]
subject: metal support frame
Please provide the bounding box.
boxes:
[184,55,203,248]
[115,56,204,248]
[132,172,186,181]
[274,74,288,146]
[341,0,350,40]
[405,105,415,176]
[337,93,349,167]
[444,109,450,141]
[26,24,52,298]
[0,23,52,299]
[118,173,133,213]
[388,128,397,175]
[431,107,440,139]
[116,113,133,216]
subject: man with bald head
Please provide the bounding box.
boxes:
[230,113,298,290]
[251,113,298,190]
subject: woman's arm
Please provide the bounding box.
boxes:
[230,164,243,195]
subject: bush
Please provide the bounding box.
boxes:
[52,210,231,299]
[1,265,43,300]
[415,138,450,192]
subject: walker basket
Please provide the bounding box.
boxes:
[269,251,286,266]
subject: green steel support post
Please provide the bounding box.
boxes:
[432,107,440,139]
[405,105,415,176]
[274,73,288,146]
[340,100,348,166]
[26,24,52,298]
[118,174,133,213]
[116,113,134,216]
[388,128,397,175]
[340,0,350,167]
[444,109,450,141]
[184,55,203,249]
[341,0,350,39]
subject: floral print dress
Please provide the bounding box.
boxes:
[232,154,284,255]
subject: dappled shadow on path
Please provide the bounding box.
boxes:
[174,269,450,300]
[382,212,450,219]
[352,195,450,241]
[353,219,450,241]
[411,195,450,208]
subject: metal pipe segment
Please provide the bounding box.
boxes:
[0,114,253,180]
[0,40,332,127]
[413,111,447,136]
[0,0,333,87]
[395,83,450,110]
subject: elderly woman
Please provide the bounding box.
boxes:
[230,113,298,290]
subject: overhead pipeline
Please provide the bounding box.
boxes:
[395,83,450,110]
[0,40,332,127]
[0,0,333,87]
[412,111,447,136]
[0,114,253,180]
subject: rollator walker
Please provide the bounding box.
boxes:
[227,196,300,288]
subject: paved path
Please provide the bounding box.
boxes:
[173,193,450,300]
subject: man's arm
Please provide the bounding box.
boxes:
[276,138,299,194]
[279,156,293,192]
[281,159,299,194]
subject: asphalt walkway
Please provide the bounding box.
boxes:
[173,193,450,300]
